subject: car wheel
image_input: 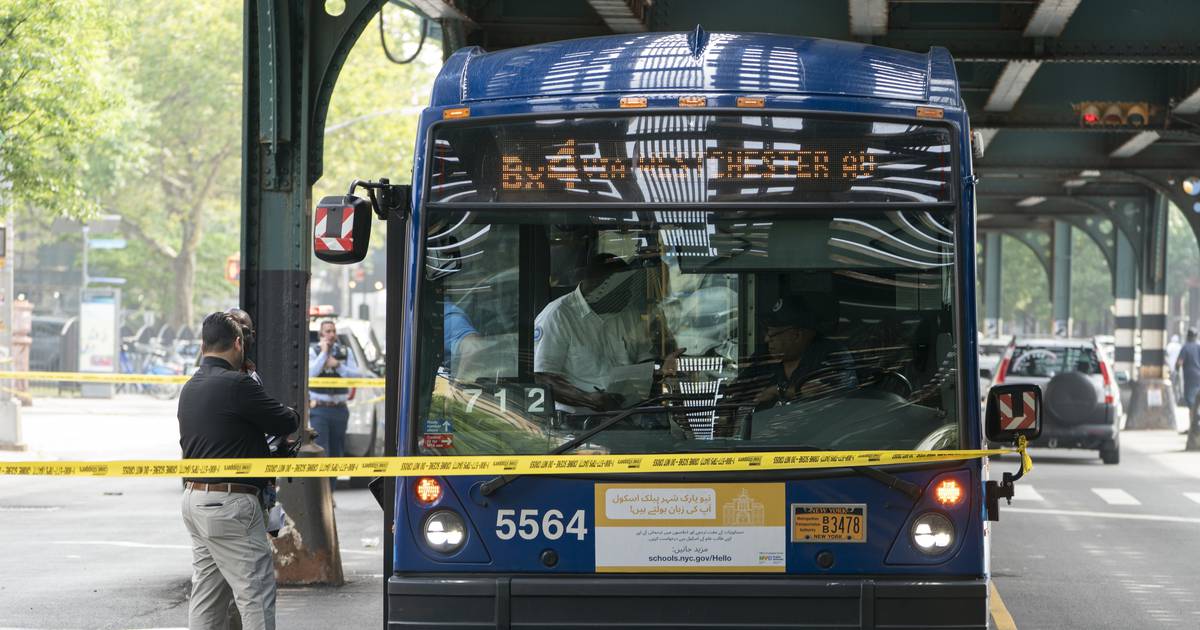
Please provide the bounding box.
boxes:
[1100,441,1120,465]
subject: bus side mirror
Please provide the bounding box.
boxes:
[985,384,1042,443]
[314,194,373,264]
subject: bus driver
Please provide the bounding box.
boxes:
[533,253,681,414]
[737,294,858,409]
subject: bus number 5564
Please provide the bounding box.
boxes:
[495,509,588,541]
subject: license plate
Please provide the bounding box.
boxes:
[791,503,867,543]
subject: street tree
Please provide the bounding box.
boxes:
[0,0,131,217]
[105,1,243,327]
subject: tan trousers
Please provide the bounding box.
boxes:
[181,487,277,630]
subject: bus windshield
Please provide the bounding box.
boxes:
[413,207,961,456]
[413,113,959,456]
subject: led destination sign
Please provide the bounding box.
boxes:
[500,139,880,191]
[430,114,953,204]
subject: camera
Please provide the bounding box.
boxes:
[330,343,348,361]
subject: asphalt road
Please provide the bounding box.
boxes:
[1,396,1197,629]
[0,396,384,630]
[990,429,1200,629]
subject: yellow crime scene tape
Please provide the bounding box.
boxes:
[0,442,1031,478]
[0,371,383,389]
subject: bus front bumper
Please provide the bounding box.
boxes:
[387,575,988,629]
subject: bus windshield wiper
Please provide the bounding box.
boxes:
[478,396,922,502]
[479,394,671,497]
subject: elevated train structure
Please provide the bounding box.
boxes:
[239,0,1200,614]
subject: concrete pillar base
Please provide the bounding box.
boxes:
[271,445,344,586]
[0,397,25,451]
[1125,378,1177,430]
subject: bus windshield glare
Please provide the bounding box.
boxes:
[415,114,960,456]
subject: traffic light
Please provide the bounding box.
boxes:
[1075,101,1153,127]
[1183,176,1200,196]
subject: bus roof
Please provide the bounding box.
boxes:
[431,27,959,108]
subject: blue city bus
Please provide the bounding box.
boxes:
[317,28,1040,630]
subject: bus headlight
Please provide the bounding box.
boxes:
[423,510,466,554]
[911,512,954,554]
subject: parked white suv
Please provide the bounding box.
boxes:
[990,337,1122,464]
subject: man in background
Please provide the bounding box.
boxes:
[1175,328,1200,419]
[308,319,364,488]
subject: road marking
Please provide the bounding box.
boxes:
[1185,492,1200,505]
[1012,485,1044,502]
[989,581,1018,630]
[1005,507,1200,524]
[1091,488,1140,506]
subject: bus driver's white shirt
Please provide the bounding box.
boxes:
[533,287,651,412]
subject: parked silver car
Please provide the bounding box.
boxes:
[991,337,1122,464]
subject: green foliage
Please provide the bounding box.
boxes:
[1166,202,1200,299]
[9,1,439,325]
[93,0,244,325]
[1069,227,1113,335]
[999,234,1051,333]
[0,0,133,217]
[311,5,442,290]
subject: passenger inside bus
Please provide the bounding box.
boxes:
[532,253,683,414]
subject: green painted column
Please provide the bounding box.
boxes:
[1052,221,1072,337]
[983,232,1002,337]
[241,0,387,586]
[1139,193,1170,380]
[1127,193,1175,430]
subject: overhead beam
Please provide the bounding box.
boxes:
[978,156,1199,171]
[877,37,1200,64]
[407,0,474,23]
[966,116,1197,136]
[1110,131,1163,158]
[849,0,888,37]
[1023,0,1082,38]
[983,0,1080,113]
[1176,85,1200,114]
[586,0,647,33]
[984,60,1041,112]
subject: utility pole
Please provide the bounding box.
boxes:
[0,208,24,450]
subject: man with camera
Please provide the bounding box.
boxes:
[179,312,300,630]
[308,319,364,488]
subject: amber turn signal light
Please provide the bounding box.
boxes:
[415,477,443,505]
[934,479,963,506]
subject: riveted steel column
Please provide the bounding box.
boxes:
[983,232,1003,337]
[243,0,386,586]
[1128,192,1175,429]
[1113,227,1137,378]
[1052,221,1072,337]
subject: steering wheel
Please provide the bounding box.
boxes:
[871,369,912,398]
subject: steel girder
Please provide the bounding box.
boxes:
[242,0,389,590]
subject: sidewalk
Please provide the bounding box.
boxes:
[1122,428,1200,481]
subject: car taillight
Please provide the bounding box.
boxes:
[348,387,357,400]
[1098,359,1114,404]
[993,357,1010,384]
